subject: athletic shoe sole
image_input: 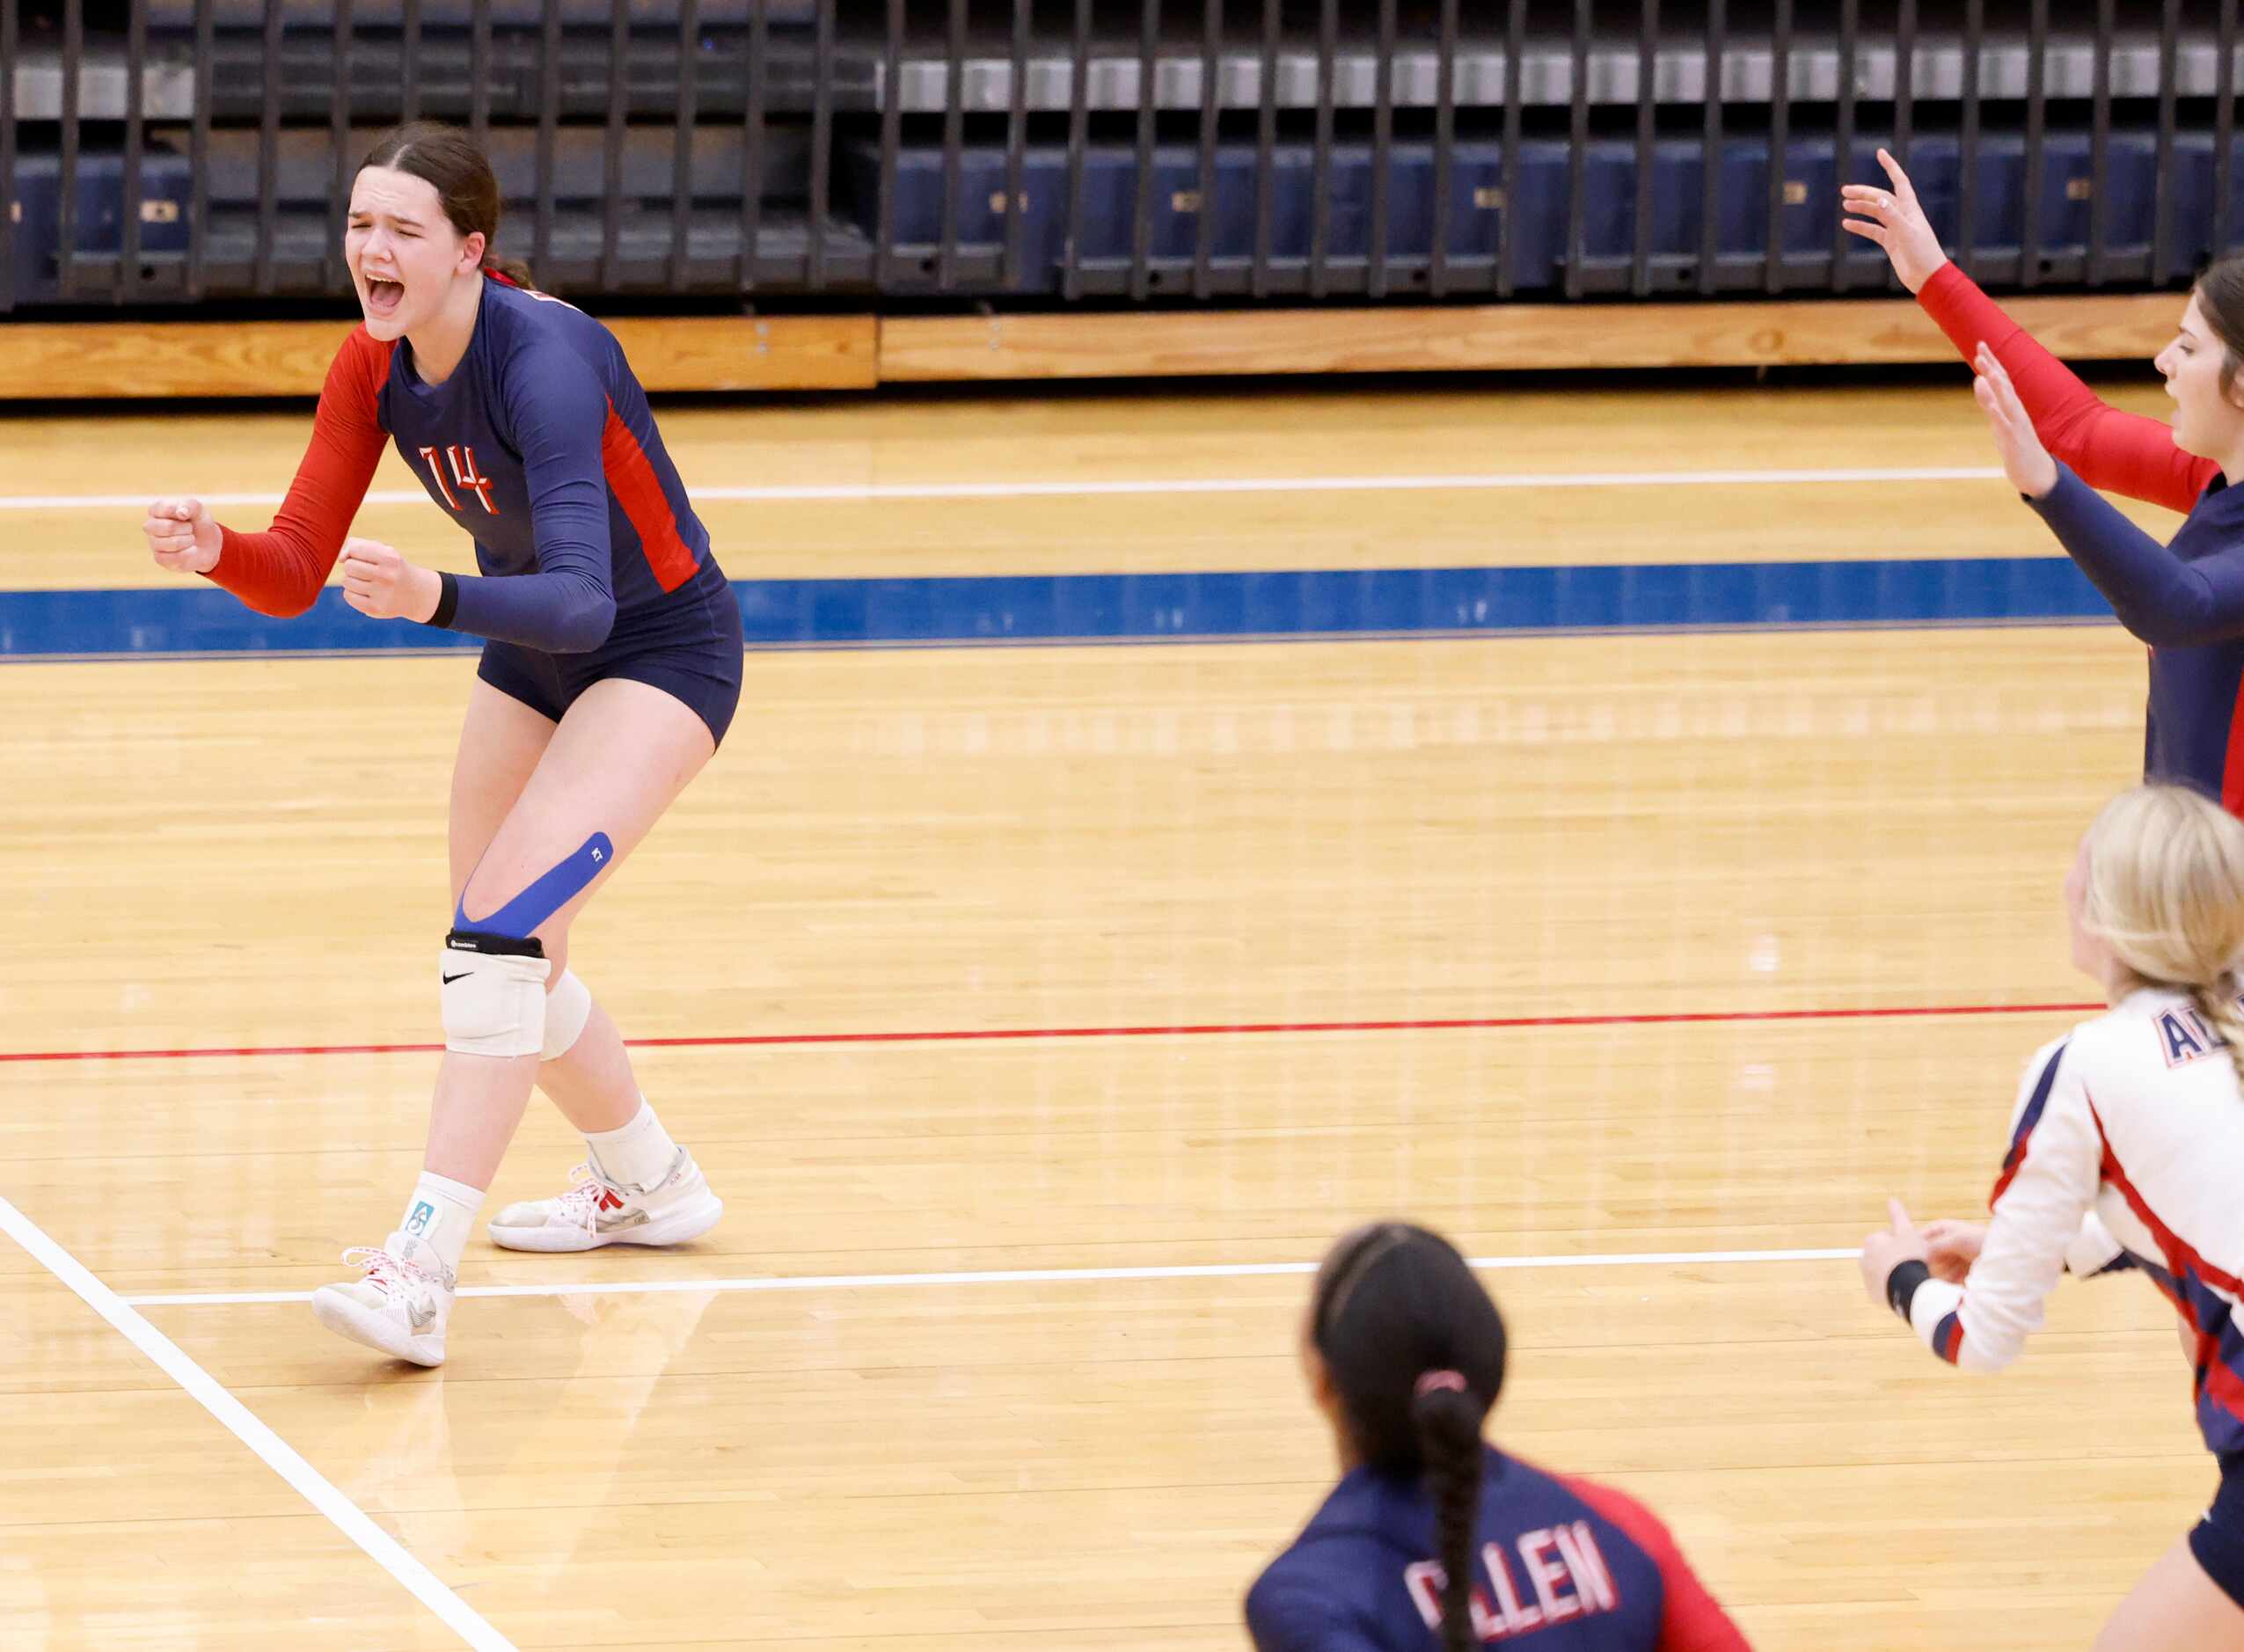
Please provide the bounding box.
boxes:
[486,1192,725,1254]
[310,1286,447,1367]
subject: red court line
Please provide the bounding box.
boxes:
[0,1000,2103,1064]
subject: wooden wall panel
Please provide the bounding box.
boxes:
[0,294,2180,398]
[879,293,2182,380]
[0,315,877,399]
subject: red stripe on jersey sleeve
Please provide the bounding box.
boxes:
[1987,1044,2067,1209]
[2223,676,2244,818]
[208,328,392,617]
[1918,263,2215,516]
[1935,1311,1966,1364]
[600,401,698,593]
[1560,1473,1754,1652]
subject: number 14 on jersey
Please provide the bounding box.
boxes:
[418,445,500,515]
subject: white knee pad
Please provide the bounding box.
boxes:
[540,968,593,1063]
[440,931,552,1057]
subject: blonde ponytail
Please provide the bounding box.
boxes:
[2191,981,2244,1096]
[2081,785,2244,1095]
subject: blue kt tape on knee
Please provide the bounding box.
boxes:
[457,831,615,939]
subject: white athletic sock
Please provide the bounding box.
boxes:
[394,1172,483,1277]
[583,1099,679,1191]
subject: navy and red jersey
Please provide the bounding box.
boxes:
[205,273,725,656]
[1919,263,2244,812]
[1902,990,2244,1461]
[1246,1447,1751,1651]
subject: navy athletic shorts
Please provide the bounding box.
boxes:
[476,570,743,749]
[2189,1452,2244,1611]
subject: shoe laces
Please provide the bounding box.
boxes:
[553,1163,628,1233]
[340,1245,452,1297]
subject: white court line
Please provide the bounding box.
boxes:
[3,465,2005,513]
[121,1245,1858,1308]
[0,1192,519,1652]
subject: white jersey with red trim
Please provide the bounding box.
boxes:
[1909,986,2244,1457]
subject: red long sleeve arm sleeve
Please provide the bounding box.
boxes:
[1562,1475,1754,1652]
[1917,262,2215,515]
[205,329,394,618]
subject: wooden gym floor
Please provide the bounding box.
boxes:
[0,373,2207,1649]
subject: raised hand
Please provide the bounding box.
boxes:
[1973,344,2061,499]
[1840,148,1948,294]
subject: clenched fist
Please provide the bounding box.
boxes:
[340,537,443,623]
[143,497,223,576]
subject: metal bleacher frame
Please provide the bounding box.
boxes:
[0,2,2230,392]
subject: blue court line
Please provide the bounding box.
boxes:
[0,557,2116,659]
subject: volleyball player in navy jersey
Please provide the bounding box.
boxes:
[1846,150,2244,814]
[1248,1223,1751,1651]
[140,123,741,1364]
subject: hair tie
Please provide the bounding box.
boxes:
[1414,1369,1467,1399]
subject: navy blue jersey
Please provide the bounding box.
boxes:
[210,273,727,657]
[1917,262,2244,813]
[2029,464,2244,810]
[1246,1449,1749,1651]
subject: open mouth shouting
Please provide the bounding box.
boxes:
[363,273,406,318]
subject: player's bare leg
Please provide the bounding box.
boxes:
[312,678,719,1363]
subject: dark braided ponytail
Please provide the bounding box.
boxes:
[1311,1224,1508,1652]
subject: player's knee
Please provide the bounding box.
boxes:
[440,930,550,1057]
[541,967,592,1063]
[448,831,612,1056]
